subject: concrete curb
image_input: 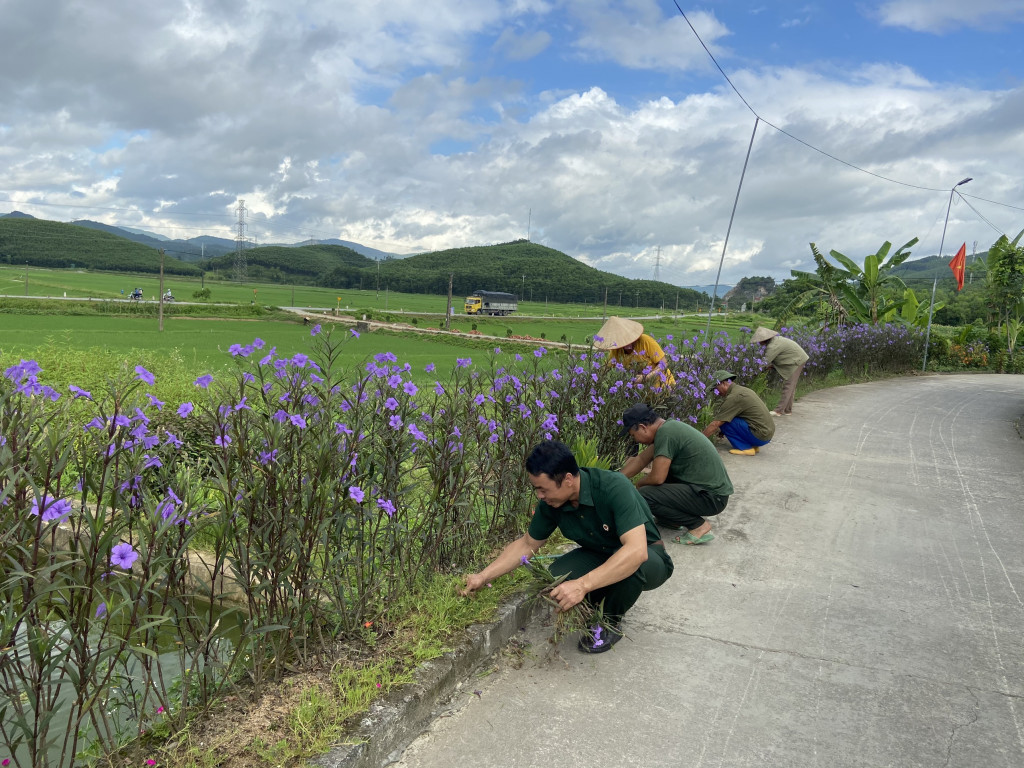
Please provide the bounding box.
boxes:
[311,594,539,768]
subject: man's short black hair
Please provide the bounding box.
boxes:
[525,440,580,486]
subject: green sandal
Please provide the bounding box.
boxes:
[675,531,715,545]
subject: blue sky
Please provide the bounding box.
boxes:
[1,0,1022,288]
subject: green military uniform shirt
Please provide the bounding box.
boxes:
[713,384,776,441]
[528,467,662,553]
[653,419,734,497]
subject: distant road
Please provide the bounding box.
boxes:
[0,295,727,322]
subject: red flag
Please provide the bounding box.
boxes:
[949,243,966,291]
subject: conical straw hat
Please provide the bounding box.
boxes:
[594,316,644,349]
[750,326,779,344]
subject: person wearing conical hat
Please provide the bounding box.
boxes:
[594,316,675,388]
[702,370,775,456]
[750,327,809,416]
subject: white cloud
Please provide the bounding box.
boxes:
[1,0,1022,291]
[872,0,1024,33]
[565,1,731,71]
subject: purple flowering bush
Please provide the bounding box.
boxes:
[1,361,215,767]
[0,320,923,765]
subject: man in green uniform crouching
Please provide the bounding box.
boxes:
[621,404,734,545]
[461,440,674,653]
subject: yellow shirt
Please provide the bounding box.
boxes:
[607,333,675,387]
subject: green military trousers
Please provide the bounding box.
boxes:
[549,543,674,623]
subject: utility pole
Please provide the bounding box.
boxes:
[527,208,531,241]
[970,240,978,285]
[522,274,526,300]
[158,249,165,332]
[445,273,453,330]
[653,246,661,282]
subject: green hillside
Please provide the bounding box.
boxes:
[200,244,374,282]
[0,218,201,276]
[892,252,990,283]
[323,240,708,309]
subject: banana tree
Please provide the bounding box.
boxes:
[827,237,918,324]
[786,243,853,326]
[897,286,944,328]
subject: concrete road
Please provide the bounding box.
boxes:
[395,374,1024,768]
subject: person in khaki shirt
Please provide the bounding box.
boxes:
[750,327,809,415]
[702,370,775,456]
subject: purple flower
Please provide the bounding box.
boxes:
[335,422,353,436]
[177,402,194,418]
[114,414,130,428]
[408,423,427,441]
[214,434,232,447]
[95,602,107,619]
[350,328,360,338]
[30,496,72,523]
[164,431,182,449]
[533,348,546,358]
[403,381,418,396]
[377,498,396,517]
[253,337,266,349]
[110,542,139,570]
[69,385,92,400]
[234,397,250,411]
[310,324,322,336]
[292,353,308,368]
[375,352,398,363]
[425,363,435,373]
[349,486,365,503]
[456,358,471,368]
[194,374,213,389]
[384,397,399,411]
[135,366,155,385]
[290,414,308,428]
[229,343,244,357]
[84,416,106,431]
[146,394,165,410]
[259,449,278,465]
[272,409,288,423]
[434,382,445,395]
[520,555,530,566]
[142,454,163,470]
[389,414,403,429]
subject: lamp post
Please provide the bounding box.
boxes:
[923,177,972,371]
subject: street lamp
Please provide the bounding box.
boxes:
[923,177,972,370]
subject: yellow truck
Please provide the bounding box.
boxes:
[464,290,518,316]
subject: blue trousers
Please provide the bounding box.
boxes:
[720,417,771,451]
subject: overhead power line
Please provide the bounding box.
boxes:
[670,1,1019,203]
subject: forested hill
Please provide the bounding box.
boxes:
[200,244,374,282]
[323,240,709,309]
[0,218,201,276]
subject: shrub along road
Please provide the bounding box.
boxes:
[393,373,1024,768]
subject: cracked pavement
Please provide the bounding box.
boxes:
[394,374,1024,768]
